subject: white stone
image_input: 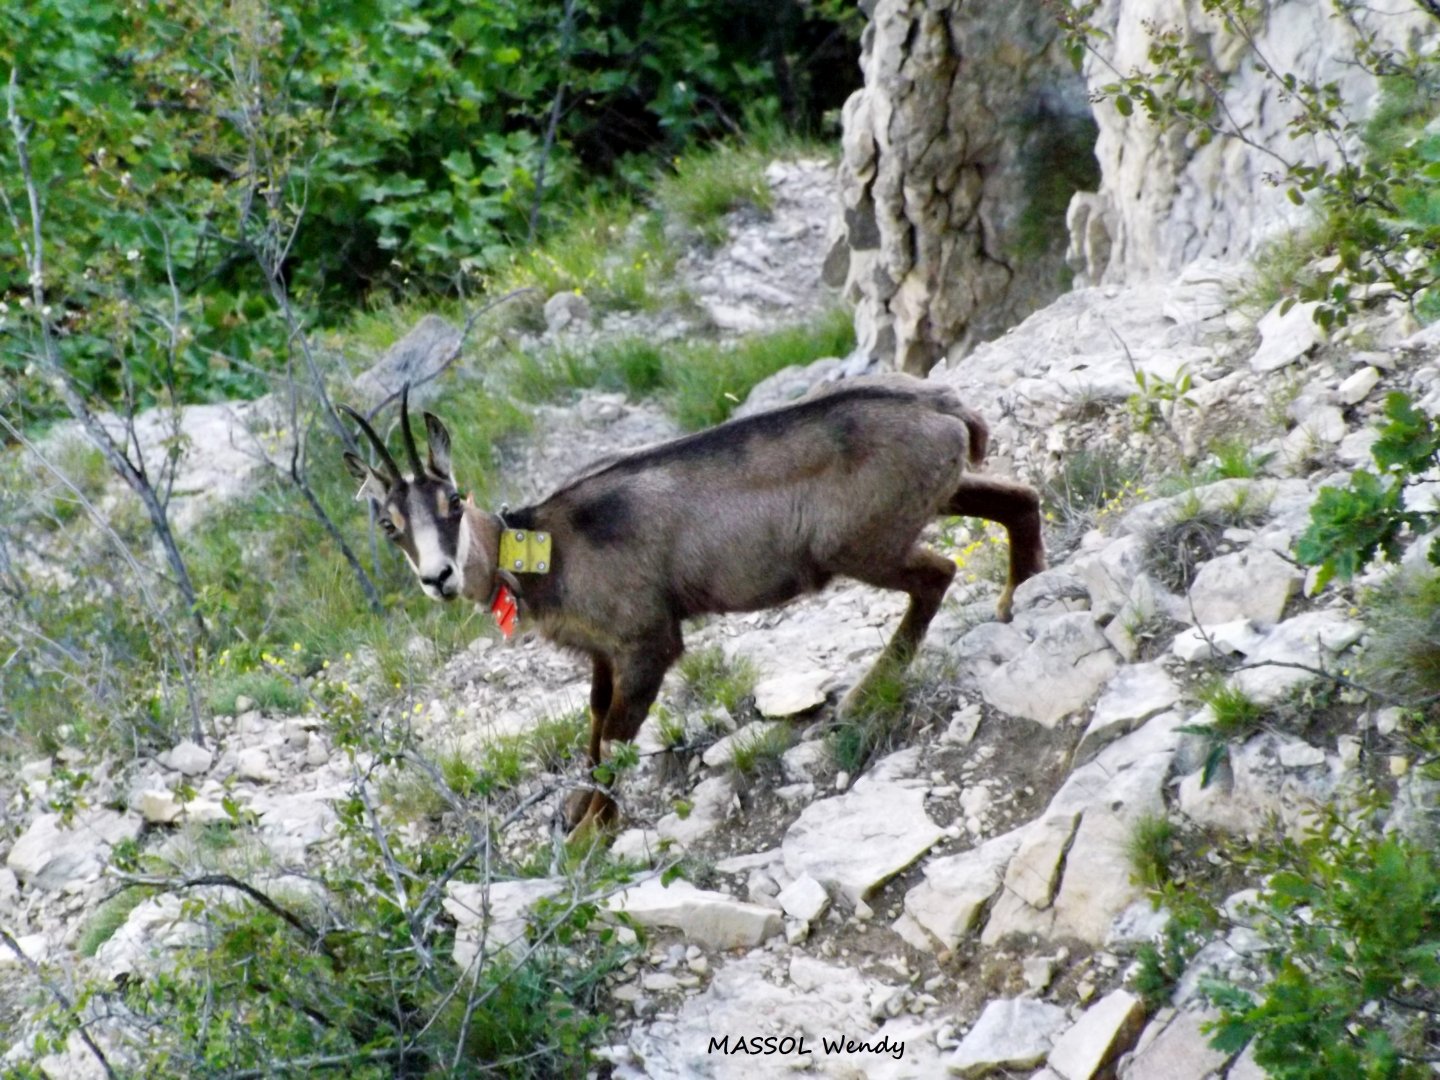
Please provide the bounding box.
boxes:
[948,997,1069,1076]
[0,932,48,967]
[1076,663,1180,762]
[137,790,184,825]
[160,739,213,776]
[655,774,736,849]
[776,874,831,924]
[753,669,832,717]
[607,877,783,950]
[1122,1008,1229,1080]
[1278,742,1326,769]
[941,704,982,746]
[701,721,788,769]
[1047,989,1145,1080]
[445,878,563,969]
[904,828,1026,950]
[235,746,277,783]
[6,810,142,890]
[1231,611,1363,704]
[1187,549,1301,626]
[1251,300,1325,373]
[782,781,944,905]
[975,614,1120,727]
[1171,619,1264,662]
[780,740,828,784]
[1336,366,1381,404]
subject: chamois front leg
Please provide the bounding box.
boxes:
[569,636,680,836]
[945,474,1045,622]
[838,546,956,718]
[565,654,614,829]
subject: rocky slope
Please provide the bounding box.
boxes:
[4,156,1440,1079]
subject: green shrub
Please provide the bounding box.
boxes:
[1297,392,1440,590]
[1361,568,1440,702]
[1204,809,1440,1079]
[1127,813,1178,889]
[677,645,757,714]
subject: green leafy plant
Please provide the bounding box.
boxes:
[1059,1,1440,332]
[1203,807,1440,1079]
[677,645,758,715]
[1297,392,1440,590]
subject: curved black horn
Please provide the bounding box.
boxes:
[339,403,402,485]
[399,384,424,478]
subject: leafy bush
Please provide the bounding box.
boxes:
[1059,0,1440,332]
[1,0,860,423]
[1204,809,1440,1079]
[1297,391,1440,590]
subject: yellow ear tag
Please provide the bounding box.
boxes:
[497,529,553,574]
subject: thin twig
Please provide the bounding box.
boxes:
[0,927,118,1080]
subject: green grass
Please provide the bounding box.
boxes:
[77,887,152,957]
[1127,813,1177,889]
[1203,438,1269,481]
[1362,568,1440,701]
[728,723,792,777]
[828,665,911,774]
[677,645,757,715]
[1199,681,1267,740]
[665,306,856,429]
[207,670,307,716]
[655,141,775,246]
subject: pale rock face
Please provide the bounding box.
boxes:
[1186,548,1301,626]
[972,613,1120,727]
[949,997,1071,1076]
[5,810,142,891]
[1047,988,1146,1080]
[444,879,564,969]
[606,877,783,950]
[830,0,1092,372]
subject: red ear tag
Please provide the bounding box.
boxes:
[491,585,519,639]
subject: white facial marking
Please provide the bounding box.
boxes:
[408,487,456,600]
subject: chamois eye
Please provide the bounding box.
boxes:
[449,491,462,514]
[380,517,397,536]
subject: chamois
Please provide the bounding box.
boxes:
[342,377,1044,832]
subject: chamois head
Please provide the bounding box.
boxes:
[341,389,482,603]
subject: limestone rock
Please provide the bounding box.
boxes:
[974,613,1119,727]
[1120,1008,1229,1080]
[753,669,832,718]
[1076,663,1180,762]
[445,878,564,969]
[6,810,141,890]
[1230,611,1363,704]
[235,746,277,783]
[776,874,831,925]
[1047,989,1145,1080]
[137,790,184,825]
[1171,619,1264,663]
[351,314,462,409]
[607,877,782,950]
[543,291,592,334]
[905,828,1025,950]
[1337,365,1381,404]
[159,740,212,776]
[1251,301,1325,373]
[782,781,944,905]
[1187,549,1300,626]
[948,997,1070,1076]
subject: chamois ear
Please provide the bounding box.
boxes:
[343,451,390,504]
[423,412,454,481]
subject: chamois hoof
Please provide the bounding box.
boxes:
[564,789,619,837]
[995,585,1016,624]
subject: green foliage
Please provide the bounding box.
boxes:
[1203,810,1440,1079]
[1133,903,1211,1011]
[829,666,910,774]
[665,306,856,430]
[1128,365,1197,437]
[655,140,775,245]
[1178,681,1268,787]
[677,645,758,715]
[1203,438,1270,481]
[2,0,860,424]
[1060,1,1440,332]
[207,670,308,717]
[727,723,792,778]
[1297,392,1440,591]
[1361,568,1440,703]
[76,887,152,957]
[1127,813,1178,889]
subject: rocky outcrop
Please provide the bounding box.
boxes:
[1068,0,1435,286]
[829,0,1094,372]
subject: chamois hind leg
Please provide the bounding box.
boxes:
[565,654,614,829]
[570,635,680,836]
[838,546,956,718]
[945,473,1045,623]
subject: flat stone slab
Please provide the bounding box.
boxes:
[905,827,1026,950]
[608,877,782,949]
[6,810,142,890]
[754,669,833,717]
[1188,548,1300,626]
[949,997,1070,1076]
[782,781,944,905]
[1077,663,1181,762]
[445,878,564,968]
[974,613,1119,727]
[1048,988,1145,1080]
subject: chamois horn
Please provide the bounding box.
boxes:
[339,402,403,486]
